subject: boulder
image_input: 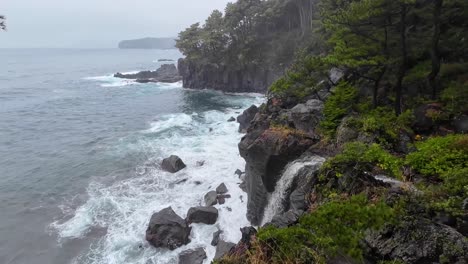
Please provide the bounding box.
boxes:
[218,197,226,205]
[237,105,259,133]
[214,240,236,260]
[365,217,468,263]
[267,210,301,228]
[114,64,182,83]
[336,116,359,146]
[228,117,236,122]
[211,230,223,246]
[216,183,228,194]
[453,115,468,134]
[239,226,257,247]
[290,99,324,134]
[186,206,218,225]
[412,103,442,133]
[234,169,244,177]
[204,191,218,206]
[161,155,186,173]
[145,207,191,250]
[178,248,207,264]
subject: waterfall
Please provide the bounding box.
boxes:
[261,156,325,225]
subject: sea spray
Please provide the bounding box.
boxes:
[52,94,264,264]
[261,156,325,225]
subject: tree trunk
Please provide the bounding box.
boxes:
[427,0,442,99]
[395,3,408,116]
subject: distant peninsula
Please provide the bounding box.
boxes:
[118,37,176,49]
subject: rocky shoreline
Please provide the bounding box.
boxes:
[114,64,182,84]
[143,65,467,263]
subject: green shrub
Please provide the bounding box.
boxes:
[406,134,468,215]
[269,56,326,99]
[356,107,413,145]
[321,142,404,179]
[405,135,467,177]
[258,195,394,262]
[320,82,358,137]
[440,81,468,116]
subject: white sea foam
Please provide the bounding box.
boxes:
[51,95,264,264]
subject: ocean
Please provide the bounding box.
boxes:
[0,48,262,264]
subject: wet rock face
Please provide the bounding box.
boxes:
[186,206,218,225]
[178,248,207,264]
[239,127,316,225]
[204,191,218,206]
[214,240,236,260]
[365,217,468,264]
[178,58,280,93]
[161,155,186,173]
[237,105,259,133]
[145,207,191,250]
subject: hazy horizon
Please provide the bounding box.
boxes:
[0,0,232,48]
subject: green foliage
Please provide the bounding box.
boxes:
[258,195,394,262]
[322,142,404,179]
[354,106,414,145]
[406,134,468,215]
[269,56,327,98]
[440,81,468,116]
[320,82,358,137]
[405,135,467,177]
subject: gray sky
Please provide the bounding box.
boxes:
[0,0,232,48]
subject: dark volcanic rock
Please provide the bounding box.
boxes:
[211,230,223,246]
[178,58,281,93]
[178,248,207,264]
[228,117,236,122]
[186,206,218,225]
[161,155,186,173]
[290,99,324,134]
[239,226,257,246]
[216,183,228,194]
[204,191,218,206]
[114,64,182,83]
[214,240,236,260]
[237,105,259,133]
[239,128,316,225]
[145,207,191,250]
[412,103,442,133]
[365,217,468,264]
[267,210,301,228]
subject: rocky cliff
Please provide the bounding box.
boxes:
[177,59,281,93]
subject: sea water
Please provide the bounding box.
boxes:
[0,48,263,264]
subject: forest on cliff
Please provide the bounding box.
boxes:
[178,0,467,263]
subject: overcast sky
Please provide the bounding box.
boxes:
[0,0,232,48]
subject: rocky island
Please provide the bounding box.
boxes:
[118,37,176,49]
[114,64,182,83]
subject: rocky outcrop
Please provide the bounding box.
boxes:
[237,105,259,133]
[161,155,186,173]
[211,230,223,246]
[290,99,324,135]
[216,183,228,194]
[214,240,236,260]
[186,206,218,225]
[145,207,191,250]
[204,191,218,206]
[239,126,317,225]
[178,58,281,93]
[365,217,468,263]
[178,248,207,264]
[114,64,182,83]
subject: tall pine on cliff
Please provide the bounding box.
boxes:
[176,0,319,73]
